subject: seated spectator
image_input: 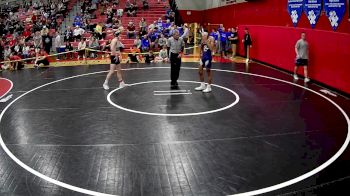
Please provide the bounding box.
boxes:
[156,45,169,63]
[54,31,62,60]
[148,29,159,49]
[65,41,73,59]
[139,18,147,34]
[77,38,87,59]
[22,43,30,59]
[141,34,150,52]
[95,22,103,40]
[34,50,50,68]
[144,50,155,63]
[117,9,123,18]
[64,26,74,42]
[156,18,164,31]
[73,25,85,41]
[158,33,167,49]
[134,36,142,50]
[126,0,137,17]
[88,36,99,58]
[142,0,149,10]
[127,45,141,63]
[127,21,136,39]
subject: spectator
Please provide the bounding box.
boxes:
[33,31,42,54]
[141,34,150,52]
[142,0,149,10]
[148,29,159,49]
[158,33,167,49]
[64,26,73,42]
[88,36,99,58]
[181,24,189,53]
[242,28,252,60]
[228,27,238,58]
[34,49,50,68]
[139,18,147,34]
[156,45,169,63]
[65,41,74,59]
[219,27,228,58]
[54,31,62,60]
[144,50,155,63]
[134,36,142,50]
[73,25,85,41]
[22,43,30,59]
[42,30,52,54]
[77,38,87,59]
[127,45,141,63]
[127,21,136,39]
[95,22,103,40]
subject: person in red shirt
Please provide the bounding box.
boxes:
[9,53,24,70]
[22,30,32,41]
[34,50,50,68]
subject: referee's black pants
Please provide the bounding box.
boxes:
[170,52,181,86]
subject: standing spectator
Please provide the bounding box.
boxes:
[228,27,238,58]
[54,31,62,60]
[219,27,228,58]
[294,32,310,82]
[210,28,219,55]
[33,31,42,54]
[181,24,189,54]
[42,31,52,55]
[242,28,252,60]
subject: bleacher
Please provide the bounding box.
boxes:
[71,0,169,55]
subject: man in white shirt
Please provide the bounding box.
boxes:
[73,25,85,41]
[54,31,62,60]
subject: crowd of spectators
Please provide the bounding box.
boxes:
[0,0,72,70]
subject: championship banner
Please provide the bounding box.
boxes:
[288,0,304,27]
[304,0,322,28]
[324,0,346,31]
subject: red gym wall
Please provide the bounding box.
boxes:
[179,0,350,94]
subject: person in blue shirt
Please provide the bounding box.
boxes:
[219,27,228,58]
[148,29,159,49]
[195,32,215,93]
[156,18,164,31]
[209,28,219,55]
[141,35,150,52]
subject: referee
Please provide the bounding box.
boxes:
[167,30,185,89]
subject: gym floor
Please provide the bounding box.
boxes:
[0,61,349,196]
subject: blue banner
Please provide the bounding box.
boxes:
[324,0,346,31]
[304,0,322,28]
[288,0,304,27]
